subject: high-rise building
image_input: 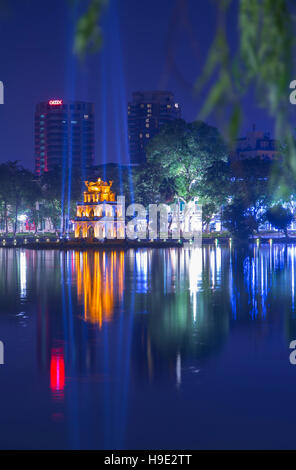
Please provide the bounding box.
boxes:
[128,91,181,165]
[34,100,95,175]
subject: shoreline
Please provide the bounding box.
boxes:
[0,235,295,249]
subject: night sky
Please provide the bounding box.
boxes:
[0,0,274,169]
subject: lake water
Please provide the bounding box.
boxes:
[0,245,296,449]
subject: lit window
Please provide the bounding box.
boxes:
[84,114,89,119]
[146,124,149,128]
[175,103,179,108]
[139,133,143,138]
[146,133,150,138]
[147,104,152,108]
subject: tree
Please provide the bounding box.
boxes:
[202,201,219,232]
[0,162,41,235]
[222,198,257,241]
[12,167,41,235]
[41,166,83,234]
[0,162,15,233]
[198,160,230,231]
[133,161,165,207]
[145,119,228,203]
[228,158,273,234]
[264,205,293,238]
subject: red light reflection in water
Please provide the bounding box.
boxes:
[50,348,65,401]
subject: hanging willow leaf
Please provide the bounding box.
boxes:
[194,31,226,95]
[73,0,108,57]
[195,0,296,196]
[199,70,232,120]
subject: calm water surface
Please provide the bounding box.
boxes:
[0,245,296,449]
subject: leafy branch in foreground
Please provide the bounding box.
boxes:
[73,0,108,57]
[196,0,295,142]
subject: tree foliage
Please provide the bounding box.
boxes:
[0,162,41,234]
[265,204,293,236]
[222,157,275,237]
[222,199,257,240]
[145,119,228,203]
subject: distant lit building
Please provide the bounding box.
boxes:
[128,91,181,165]
[35,100,95,175]
[74,177,124,239]
[231,125,278,161]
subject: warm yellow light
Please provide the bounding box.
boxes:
[75,251,124,327]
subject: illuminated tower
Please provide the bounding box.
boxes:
[128,91,181,165]
[74,177,124,239]
[34,100,95,175]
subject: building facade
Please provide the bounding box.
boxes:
[128,91,181,165]
[74,178,124,239]
[231,126,278,161]
[35,100,94,175]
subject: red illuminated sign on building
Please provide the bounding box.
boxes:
[48,99,63,106]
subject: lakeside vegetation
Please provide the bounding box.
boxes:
[0,118,296,240]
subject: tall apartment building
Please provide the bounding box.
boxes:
[35,100,95,175]
[231,125,278,161]
[128,91,181,165]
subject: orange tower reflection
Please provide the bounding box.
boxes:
[75,251,124,326]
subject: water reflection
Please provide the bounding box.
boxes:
[1,245,296,351]
[19,251,27,299]
[1,245,296,448]
[74,251,124,325]
[1,246,296,351]
[50,347,65,400]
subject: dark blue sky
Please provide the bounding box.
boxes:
[0,0,274,169]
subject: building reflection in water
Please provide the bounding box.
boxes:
[50,346,65,401]
[74,250,124,326]
[19,251,27,300]
[132,246,227,387]
[135,250,149,293]
[2,245,296,446]
[1,245,295,355]
[291,246,295,313]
